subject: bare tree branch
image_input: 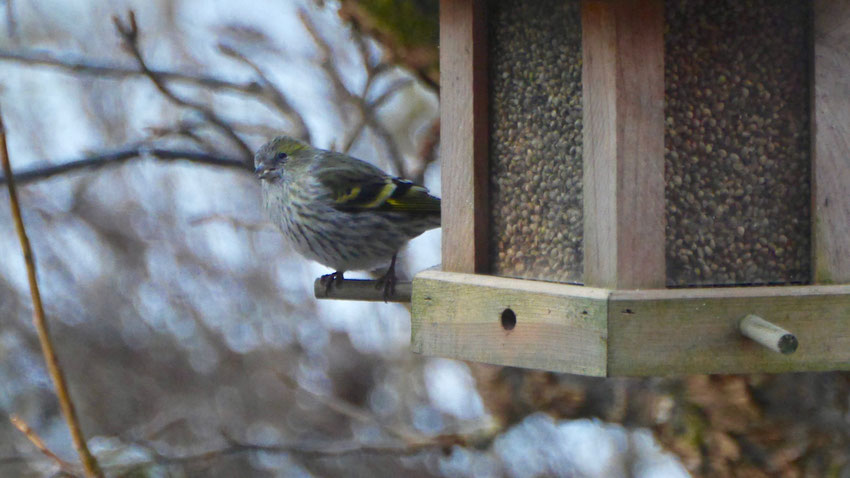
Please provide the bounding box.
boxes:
[114,435,458,476]
[299,10,408,176]
[189,214,272,232]
[112,11,254,161]
[340,77,414,158]
[0,47,314,146]
[111,413,464,477]
[277,373,423,444]
[299,10,358,120]
[0,48,264,95]
[1,109,103,478]
[217,43,312,144]
[0,147,249,186]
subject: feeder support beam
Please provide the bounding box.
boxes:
[812,0,850,284]
[440,0,490,274]
[581,0,666,289]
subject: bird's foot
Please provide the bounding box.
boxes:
[319,271,344,295]
[375,254,398,302]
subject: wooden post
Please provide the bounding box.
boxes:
[440,0,489,273]
[812,0,850,284]
[582,0,666,289]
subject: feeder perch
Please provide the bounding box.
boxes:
[314,278,413,303]
[738,314,798,355]
[409,0,850,376]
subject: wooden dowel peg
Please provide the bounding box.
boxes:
[738,314,798,355]
[313,278,412,303]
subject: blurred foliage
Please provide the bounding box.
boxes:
[474,363,850,476]
[336,0,439,89]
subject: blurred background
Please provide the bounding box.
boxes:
[0,1,847,477]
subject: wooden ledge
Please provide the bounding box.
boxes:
[411,270,850,376]
[411,270,609,376]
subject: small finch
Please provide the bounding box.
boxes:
[254,135,441,299]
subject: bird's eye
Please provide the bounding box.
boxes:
[276,152,288,161]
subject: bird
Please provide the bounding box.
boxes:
[254,135,441,300]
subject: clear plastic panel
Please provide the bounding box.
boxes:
[488,0,584,283]
[665,0,811,286]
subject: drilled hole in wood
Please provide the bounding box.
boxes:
[501,308,517,330]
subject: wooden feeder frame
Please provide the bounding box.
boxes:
[411,0,850,376]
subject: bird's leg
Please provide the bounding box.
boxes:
[320,271,344,294]
[375,254,398,302]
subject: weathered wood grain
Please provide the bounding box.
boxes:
[411,269,609,375]
[812,0,850,284]
[440,0,489,273]
[581,0,665,289]
[608,285,850,376]
[411,271,850,376]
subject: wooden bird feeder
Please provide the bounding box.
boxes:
[410,0,850,376]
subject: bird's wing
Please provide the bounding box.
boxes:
[312,153,440,215]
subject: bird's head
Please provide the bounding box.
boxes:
[254,135,311,181]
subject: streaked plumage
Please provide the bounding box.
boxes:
[254,135,440,297]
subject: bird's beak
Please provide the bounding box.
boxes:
[255,163,274,180]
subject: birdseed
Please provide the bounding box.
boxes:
[665,0,811,286]
[487,0,584,284]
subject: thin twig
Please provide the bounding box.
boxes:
[358,108,406,176]
[300,9,357,123]
[336,16,407,175]
[0,147,249,186]
[414,118,440,185]
[352,24,378,76]
[145,120,215,152]
[371,78,415,110]
[111,431,456,476]
[341,77,414,155]
[350,30,394,101]
[9,415,77,475]
[215,121,289,139]
[0,110,103,478]
[188,214,272,232]
[277,373,424,445]
[112,11,254,161]
[0,48,264,95]
[217,43,312,144]
[299,10,406,175]
[118,437,452,475]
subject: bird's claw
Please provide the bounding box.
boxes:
[375,272,396,302]
[319,271,344,295]
[375,254,398,302]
